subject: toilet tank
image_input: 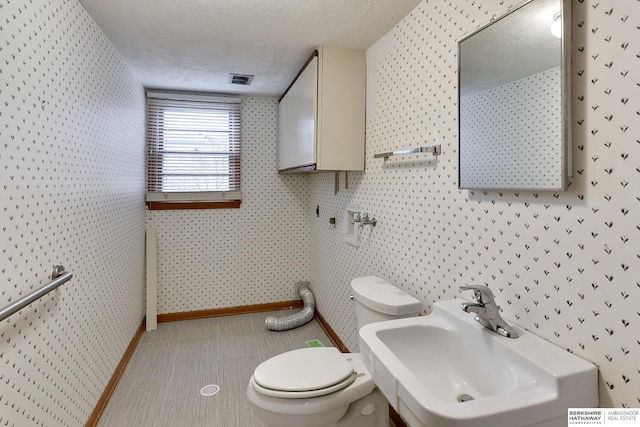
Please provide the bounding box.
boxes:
[350,276,423,331]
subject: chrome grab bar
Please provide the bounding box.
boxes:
[0,265,73,322]
[374,145,441,160]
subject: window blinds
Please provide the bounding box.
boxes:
[146,92,241,200]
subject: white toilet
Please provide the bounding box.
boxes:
[246,276,423,427]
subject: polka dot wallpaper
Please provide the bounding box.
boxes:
[310,0,640,408]
[0,0,146,425]
[146,97,311,314]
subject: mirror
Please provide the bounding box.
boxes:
[458,0,570,191]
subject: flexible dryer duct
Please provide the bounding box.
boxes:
[265,284,315,331]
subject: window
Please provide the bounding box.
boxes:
[146,91,241,209]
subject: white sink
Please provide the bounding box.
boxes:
[358,299,598,427]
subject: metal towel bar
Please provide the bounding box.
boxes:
[0,265,73,322]
[374,145,441,160]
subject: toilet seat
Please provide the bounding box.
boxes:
[247,352,381,425]
[253,347,356,399]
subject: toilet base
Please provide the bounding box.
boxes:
[249,387,389,427]
[250,402,348,427]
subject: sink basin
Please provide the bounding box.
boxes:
[358,299,598,427]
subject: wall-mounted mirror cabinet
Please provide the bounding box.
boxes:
[458,0,571,191]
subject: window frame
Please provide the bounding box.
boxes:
[145,91,242,210]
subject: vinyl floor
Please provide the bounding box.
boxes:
[98,309,335,427]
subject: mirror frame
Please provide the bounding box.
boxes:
[457,0,572,191]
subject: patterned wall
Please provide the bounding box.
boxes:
[0,0,146,425]
[310,0,639,408]
[147,97,311,314]
[460,67,563,189]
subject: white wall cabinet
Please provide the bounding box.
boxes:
[278,47,366,173]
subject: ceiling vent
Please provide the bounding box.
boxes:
[229,73,254,86]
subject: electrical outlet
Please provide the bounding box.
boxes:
[295,281,310,298]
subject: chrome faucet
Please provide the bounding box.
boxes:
[459,285,518,338]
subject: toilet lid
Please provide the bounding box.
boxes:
[251,373,356,399]
[254,347,354,393]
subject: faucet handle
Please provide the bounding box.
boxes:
[460,285,496,305]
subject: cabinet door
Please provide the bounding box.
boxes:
[277,97,289,170]
[277,56,317,171]
[316,47,365,171]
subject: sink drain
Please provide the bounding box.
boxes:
[457,393,475,403]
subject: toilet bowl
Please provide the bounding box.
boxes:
[247,348,388,427]
[246,276,423,427]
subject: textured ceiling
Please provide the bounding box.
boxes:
[79,0,422,97]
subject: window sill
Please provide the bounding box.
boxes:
[146,200,242,210]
